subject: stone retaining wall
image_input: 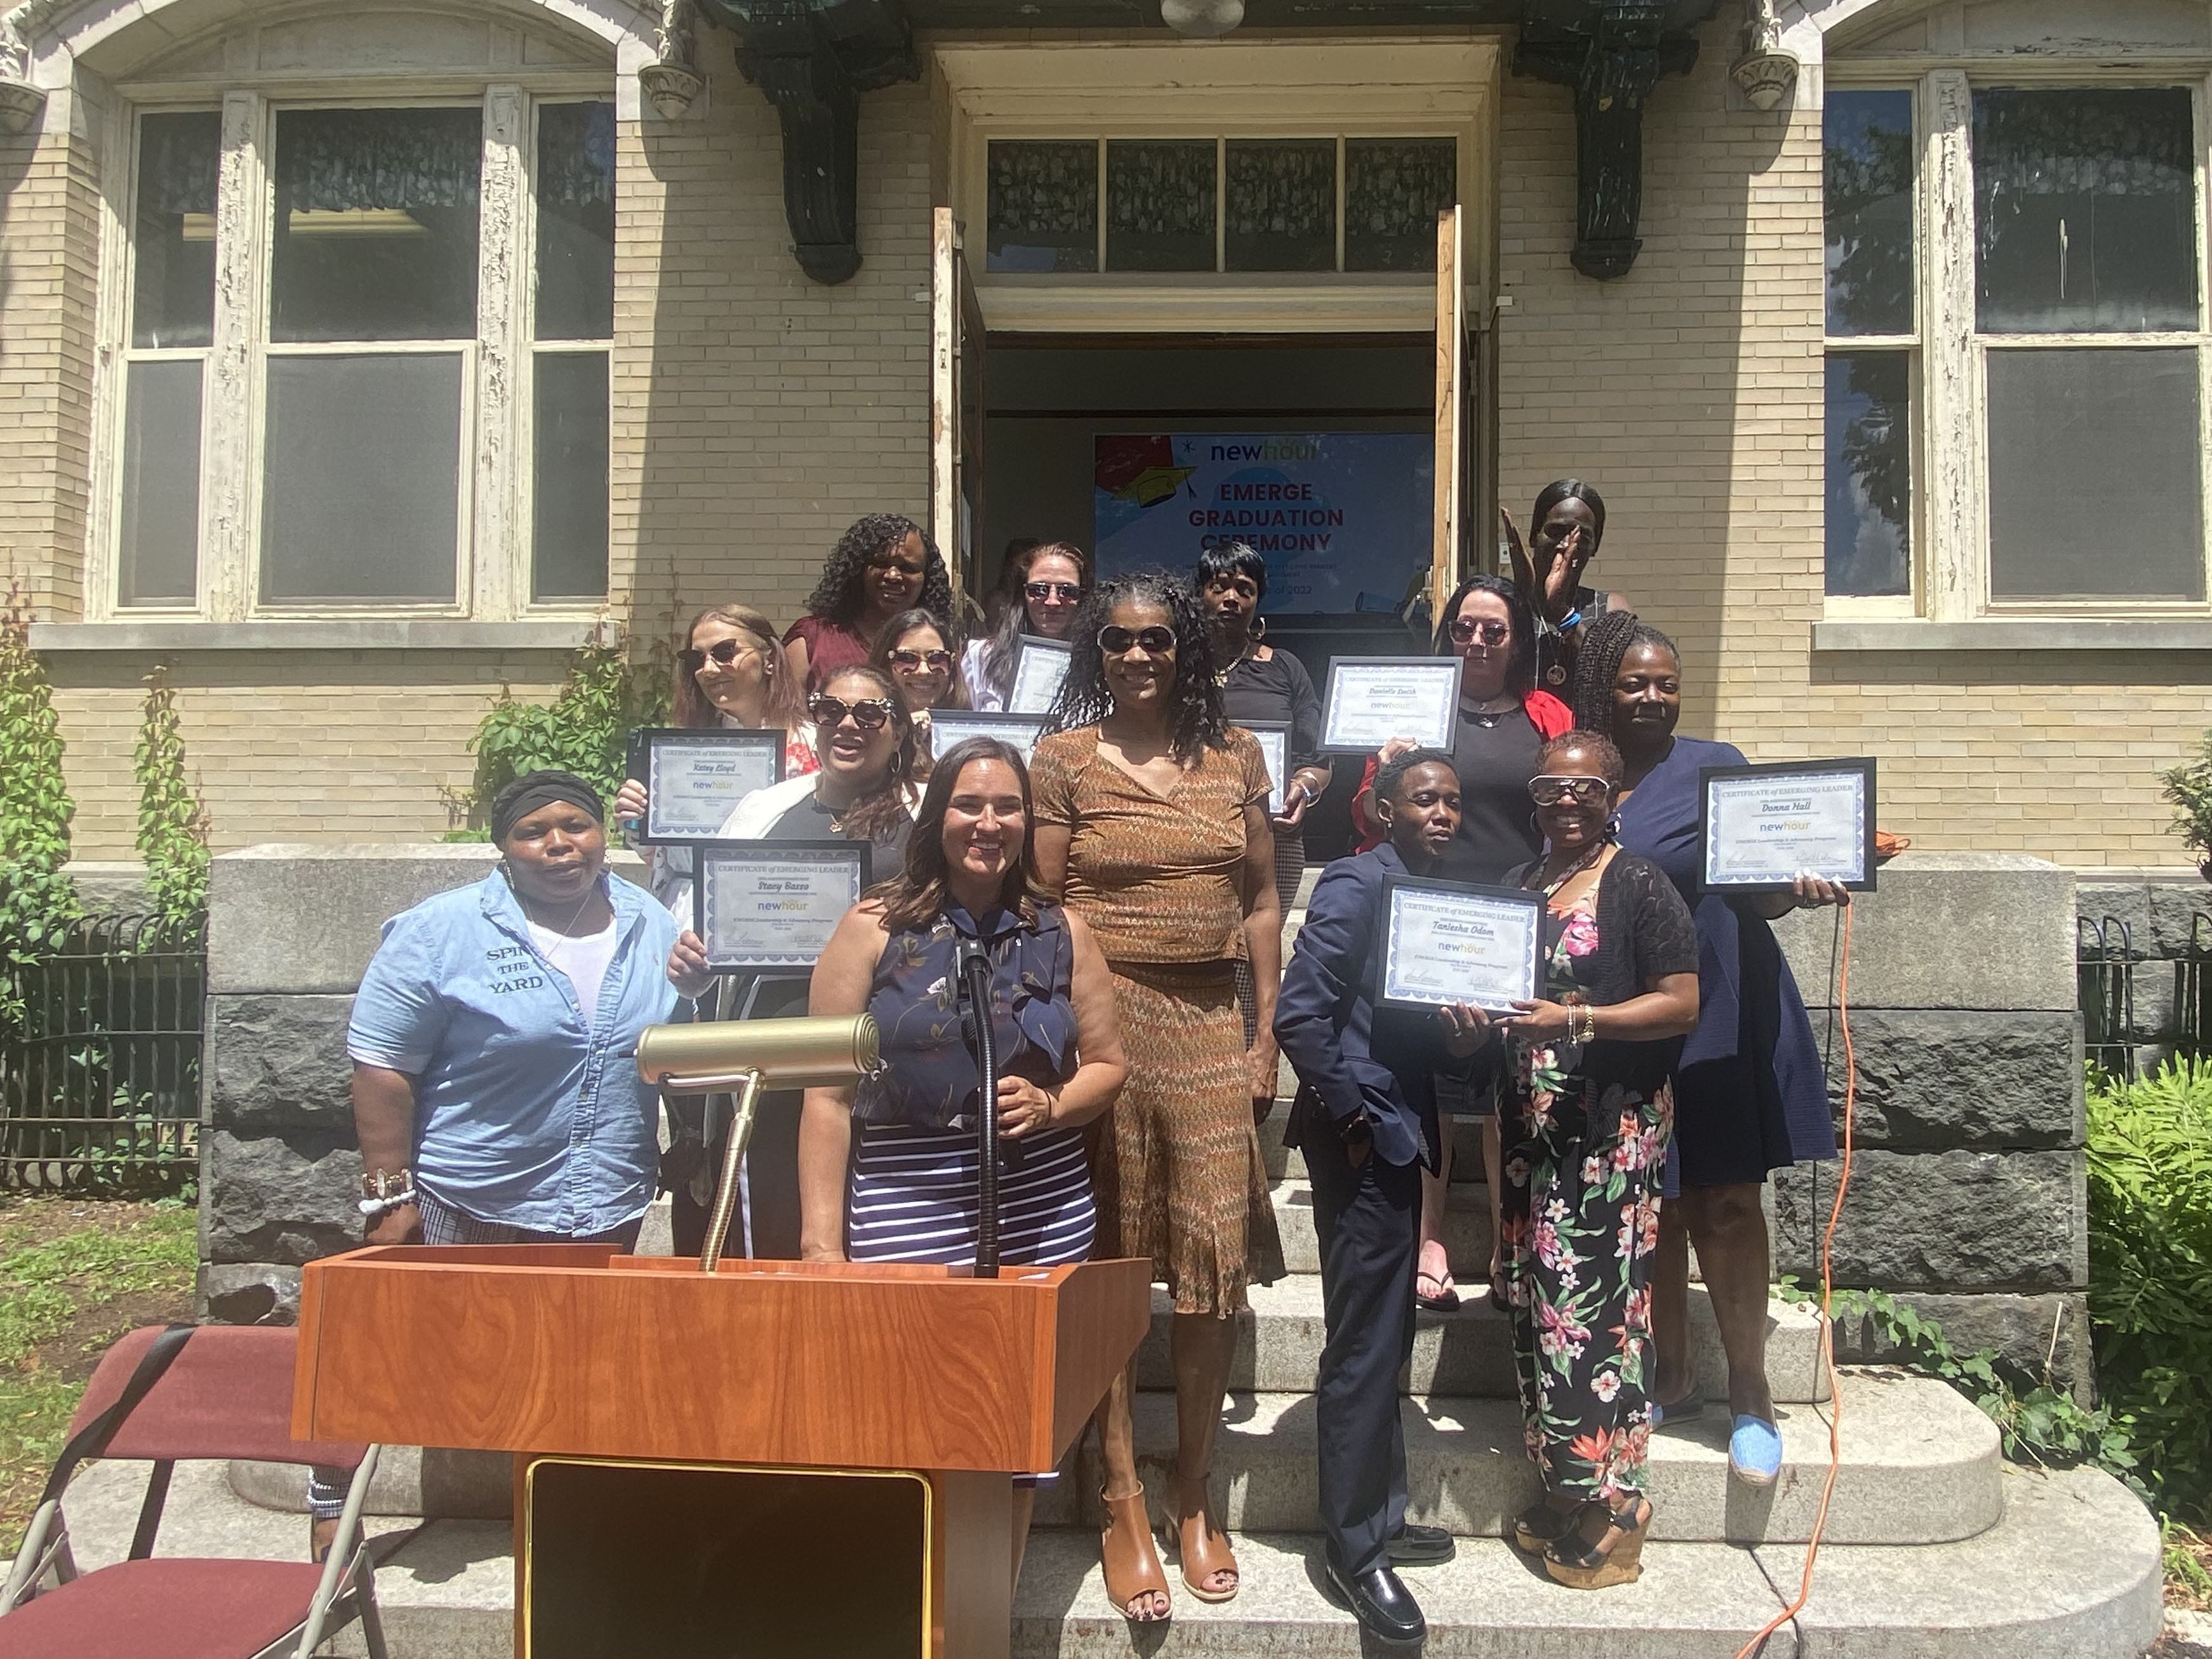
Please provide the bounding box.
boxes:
[2074,872,2212,1077]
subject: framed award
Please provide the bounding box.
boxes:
[1241,719,1292,815]
[1007,636,1073,716]
[629,728,785,846]
[1319,658,1461,752]
[1698,757,1877,895]
[927,712,1048,768]
[693,840,872,973]
[1375,875,1544,1015]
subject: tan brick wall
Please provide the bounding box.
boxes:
[1496,20,2208,870]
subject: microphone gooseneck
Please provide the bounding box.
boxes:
[954,936,1001,1279]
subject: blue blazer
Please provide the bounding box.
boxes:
[1274,844,1466,1171]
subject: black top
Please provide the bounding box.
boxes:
[1222,646,1323,771]
[1437,703,1544,884]
[1534,585,1609,693]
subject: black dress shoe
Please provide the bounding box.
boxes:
[1387,1522,1455,1564]
[1324,1558,1427,1646]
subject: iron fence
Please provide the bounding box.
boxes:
[1,912,203,1189]
[2077,914,2136,1081]
[2180,912,2212,1067]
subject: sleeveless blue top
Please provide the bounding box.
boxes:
[853,902,1079,1130]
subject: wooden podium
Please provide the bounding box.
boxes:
[293,1247,1152,1658]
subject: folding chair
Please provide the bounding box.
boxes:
[0,1324,387,1659]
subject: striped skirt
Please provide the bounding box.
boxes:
[846,1121,1096,1267]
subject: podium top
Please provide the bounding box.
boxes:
[293,1247,1152,1474]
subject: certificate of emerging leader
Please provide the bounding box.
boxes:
[1376,876,1544,1015]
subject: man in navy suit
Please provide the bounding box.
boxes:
[1276,749,1491,1646]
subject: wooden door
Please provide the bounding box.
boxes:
[929,206,987,605]
[1430,203,1467,627]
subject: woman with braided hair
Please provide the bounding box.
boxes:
[784,512,956,693]
[1569,609,1845,1488]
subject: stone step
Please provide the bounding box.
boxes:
[1274,1176,1493,1275]
[1032,1372,1997,1547]
[1258,1091,1495,1182]
[1133,1276,1832,1402]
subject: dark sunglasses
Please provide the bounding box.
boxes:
[1448,617,1512,647]
[1026,581,1084,603]
[868,557,926,576]
[888,648,952,672]
[1528,775,1611,806]
[809,695,895,731]
[680,637,760,672]
[1098,624,1176,656]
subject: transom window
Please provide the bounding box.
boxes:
[985,136,1456,276]
[113,93,614,616]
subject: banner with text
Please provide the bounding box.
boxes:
[1092,432,1432,615]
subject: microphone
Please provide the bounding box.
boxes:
[952,938,1001,1279]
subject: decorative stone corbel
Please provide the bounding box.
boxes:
[1729,0,1799,112]
[0,10,47,137]
[639,0,706,120]
[1514,1,1700,280]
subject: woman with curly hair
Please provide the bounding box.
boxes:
[785,513,954,693]
[1028,570,1286,1622]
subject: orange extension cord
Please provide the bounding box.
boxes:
[1731,902,1856,1659]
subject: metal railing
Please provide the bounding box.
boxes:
[2077,914,2136,1081]
[2179,912,2212,1067]
[1,913,204,1189]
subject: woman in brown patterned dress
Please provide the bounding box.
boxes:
[1030,570,1286,1623]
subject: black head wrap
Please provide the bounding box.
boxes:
[490,770,605,846]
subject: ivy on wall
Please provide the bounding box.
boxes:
[0,585,80,1029]
[134,665,210,941]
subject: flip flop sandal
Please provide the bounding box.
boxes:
[1415,1269,1461,1313]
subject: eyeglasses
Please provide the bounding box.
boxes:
[1448,617,1512,647]
[680,638,761,672]
[1528,775,1611,806]
[809,695,895,731]
[1025,581,1084,603]
[1098,624,1176,656]
[888,648,952,672]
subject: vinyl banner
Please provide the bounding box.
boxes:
[1092,432,1432,615]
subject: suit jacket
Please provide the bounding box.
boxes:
[1274,844,1468,1171]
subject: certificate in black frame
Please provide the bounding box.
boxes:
[1373,872,1545,1015]
[693,839,872,974]
[1239,719,1292,815]
[1696,756,1878,896]
[1007,635,1074,716]
[1318,656,1462,753]
[628,726,786,847]
[927,711,1047,768]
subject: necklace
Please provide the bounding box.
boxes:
[1462,689,1520,728]
[1537,838,1608,902]
[514,871,602,939]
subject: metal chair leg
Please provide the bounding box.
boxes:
[295,1446,382,1658]
[355,1559,389,1659]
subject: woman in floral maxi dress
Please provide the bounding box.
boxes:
[1495,730,1700,1589]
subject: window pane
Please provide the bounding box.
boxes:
[271,107,482,343]
[533,352,609,601]
[1225,140,1335,273]
[132,112,220,350]
[260,354,462,603]
[117,359,203,606]
[1973,88,2197,335]
[1987,348,2202,599]
[1106,140,1215,272]
[1344,138,1455,272]
[1825,90,1914,338]
[1824,351,1912,596]
[536,101,615,341]
[987,141,1098,274]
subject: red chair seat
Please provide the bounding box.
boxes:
[0,1558,328,1659]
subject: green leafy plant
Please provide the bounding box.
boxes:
[2160,729,2212,868]
[133,665,210,942]
[446,630,669,839]
[0,583,79,1031]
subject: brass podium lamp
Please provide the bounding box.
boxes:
[636,1014,880,1270]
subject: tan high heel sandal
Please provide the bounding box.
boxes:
[1175,1477,1239,1604]
[1099,1486,1171,1622]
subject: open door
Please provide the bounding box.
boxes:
[929,206,987,608]
[1430,204,1467,628]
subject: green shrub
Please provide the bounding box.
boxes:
[0,585,79,1030]
[2088,1058,2212,1525]
[2161,730,2212,867]
[133,665,210,942]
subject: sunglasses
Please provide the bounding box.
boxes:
[888,648,952,672]
[809,695,896,731]
[1528,775,1612,806]
[868,558,926,578]
[1098,624,1176,656]
[681,638,761,672]
[1448,617,1512,647]
[1026,581,1084,603]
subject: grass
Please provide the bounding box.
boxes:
[0,1195,197,1546]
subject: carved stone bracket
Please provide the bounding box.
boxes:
[640,0,707,120]
[700,0,920,284]
[0,7,47,136]
[1515,2,1700,279]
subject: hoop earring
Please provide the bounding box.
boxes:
[1251,615,1268,641]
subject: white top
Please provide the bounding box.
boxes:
[529,915,620,1023]
[657,773,923,924]
[961,638,1008,713]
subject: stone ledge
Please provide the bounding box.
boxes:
[1813,618,2212,652]
[207,994,355,1130]
[30,620,597,653]
[1833,1008,2083,1150]
[1830,1291,2096,1403]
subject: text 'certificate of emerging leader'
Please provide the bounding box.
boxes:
[1700,757,1876,893]
[695,841,870,972]
[1376,877,1543,1014]
[1320,658,1462,752]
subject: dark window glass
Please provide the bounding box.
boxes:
[1824,351,1912,596]
[1973,88,2197,335]
[132,112,220,350]
[536,101,615,340]
[270,107,482,343]
[1986,348,2202,599]
[1343,138,1455,272]
[1824,90,1914,337]
[533,351,610,601]
[1105,140,1216,272]
[117,359,203,606]
[986,140,1098,274]
[1225,139,1335,272]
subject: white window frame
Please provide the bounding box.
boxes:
[91,73,613,624]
